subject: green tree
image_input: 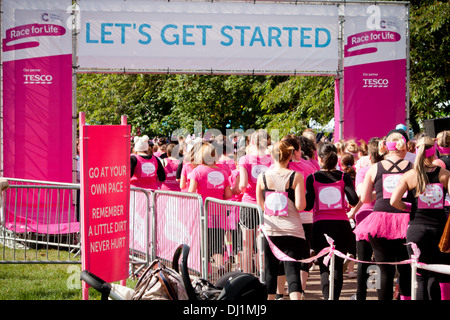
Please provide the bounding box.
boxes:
[409,0,450,133]
[158,74,265,134]
[77,73,173,136]
[253,75,335,138]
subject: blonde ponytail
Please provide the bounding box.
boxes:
[414,136,435,195]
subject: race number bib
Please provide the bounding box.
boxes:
[207,171,225,189]
[318,186,343,210]
[141,162,156,177]
[251,165,268,182]
[264,191,289,216]
[418,183,444,209]
[382,174,407,199]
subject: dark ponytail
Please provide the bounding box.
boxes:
[317,142,338,170]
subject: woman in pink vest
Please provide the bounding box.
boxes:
[161,143,181,192]
[188,142,232,274]
[305,142,359,300]
[130,135,165,190]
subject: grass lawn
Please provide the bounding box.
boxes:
[0,244,137,300]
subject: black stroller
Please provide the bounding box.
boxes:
[80,244,267,301]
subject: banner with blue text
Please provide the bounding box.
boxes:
[77,0,339,74]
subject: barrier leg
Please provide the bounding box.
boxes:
[440,283,450,300]
[329,251,335,300]
[82,281,89,300]
[411,261,417,300]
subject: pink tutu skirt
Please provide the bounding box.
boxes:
[353,211,410,242]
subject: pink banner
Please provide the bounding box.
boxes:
[340,4,407,142]
[343,59,406,142]
[81,123,130,284]
[3,55,73,181]
[2,1,73,182]
[3,187,79,234]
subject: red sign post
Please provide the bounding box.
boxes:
[80,113,130,300]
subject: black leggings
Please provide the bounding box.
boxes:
[263,235,305,295]
[369,235,411,300]
[407,224,450,300]
[312,220,353,300]
[356,239,374,300]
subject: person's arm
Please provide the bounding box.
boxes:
[231,174,241,196]
[188,178,197,193]
[390,172,412,212]
[0,178,9,191]
[347,201,362,220]
[343,173,359,207]
[176,161,183,180]
[304,174,316,212]
[223,186,232,200]
[360,165,376,203]
[293,172,306,212]
[130,155,137,177]
[256,174,265,210]
[239,165,248,193]
[155,157,166,182]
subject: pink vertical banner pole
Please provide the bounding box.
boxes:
[334,78,341,142]
[79,112,89,300]
[120,115,127,287]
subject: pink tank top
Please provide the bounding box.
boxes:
[312,172,348,222]
[130,154,159,190]
[161,158,181,191]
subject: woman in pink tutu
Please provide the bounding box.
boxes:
[390,135,450,300]
[353,131,413,300]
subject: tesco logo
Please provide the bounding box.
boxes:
[23,74,53,84]
[363,78,388,88]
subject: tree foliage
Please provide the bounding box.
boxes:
[408,0,449,133]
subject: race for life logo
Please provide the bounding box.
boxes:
[2,9,67,53]
[41,12,64,24]
[344,5,401,58]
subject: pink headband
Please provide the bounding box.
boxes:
[416,143,436,158]
[386,136,406,151]
[437,145,450,154]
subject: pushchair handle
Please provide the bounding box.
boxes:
[172,244,197,300]
[80,270,113,301]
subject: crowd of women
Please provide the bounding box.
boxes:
[129,126,450,301]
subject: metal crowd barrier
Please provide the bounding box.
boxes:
[0,179,264,283]
[152,190,205,278]
[204,197,264,283]
[3,177,450,300]
[128,187,152,275]
[1,178,81,264]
